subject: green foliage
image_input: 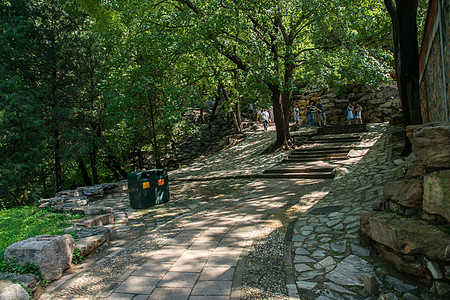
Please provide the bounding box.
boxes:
[0,255,41,277]
[72,248,83,265]
[0,206,83,251]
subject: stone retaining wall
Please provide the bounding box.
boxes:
[361,123,450,296]
[292,84,401,125]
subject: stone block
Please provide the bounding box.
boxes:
[407,123,450,169]
[4,235,74,281]
[83,214,114,228]
[426,260,444,279]
[383,179,423,208]
[75,226,111,257]
[374,244,430,283]
[0,280,29,300]
[423,170,450,222]
[360,212,450,262]
[364,273,378,295]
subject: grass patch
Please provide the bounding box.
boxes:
[0,205,83,252]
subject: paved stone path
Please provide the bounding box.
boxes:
[41,124,437,299]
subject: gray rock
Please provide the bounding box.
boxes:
[75,226,111,257]
[296,280,317,290]
[423,170,450,222]
[378,293,399,300]
[326,255,372,286]
[0,274,41,299]
[330,241,347,253]
[350,244,370,257]
[434,281,450,296]
[314,257,336,272]
[332,167,349,179]
[295,248,310,255]
[294,255,316,263]
[298,270,323,281]
[295,264,313,273]
[4,235,74,281]
[83,214,114,228]
[312,250,326,258]
[72,206,113,216]
[324,281,357,295]
[426,260,444,279]
[384,276,417,292]
[407,123,450,169]
[364,273,378,295]
[403,292,418,300]
[0,280,29,300]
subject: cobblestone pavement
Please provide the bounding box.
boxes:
[41,124,436,299]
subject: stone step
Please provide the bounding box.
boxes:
[264,167,334,174]
[259,172,334,179]
[289,152,348,158]
[316,124,367,135]
[292,146,353,153]
[282,156,348,162]
[307,136,361,143]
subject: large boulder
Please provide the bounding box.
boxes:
[423,170,450,222]
[383,179,423,208]
[360,212,450,261]
[407,123,450,169]
[4,235,74,281]
[0,280,29,300]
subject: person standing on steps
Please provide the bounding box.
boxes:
[347,102,354,125]
[305,100,316,127]
[248,103,254,120]
[269,106,274,124]
[294,104,301,126]
[317,99,326,127]
[355,103,363,124]
[262,109,270,131]
[256,107,262,123]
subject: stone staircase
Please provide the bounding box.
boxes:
[261,124,367,179]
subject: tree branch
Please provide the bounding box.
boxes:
[177,0,202,15]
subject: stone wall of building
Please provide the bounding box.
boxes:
[292,84,402,126]
[419,0,450,123]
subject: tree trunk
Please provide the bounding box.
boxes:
[90,138,99,184]
[282,61,295,139]
[397,0,422,125]
[236,100,242,129]
[199,107,205,124]
[148,92,163,169]
[54,126,62,192]
[220,83,242,134]
[208,84,221,130]
[268,83,290,150]
[77,156,92,186]
[104,161,121,181]
[384,0,422,156]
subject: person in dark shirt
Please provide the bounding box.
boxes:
[305,100,316,127]
[317,99,326,126]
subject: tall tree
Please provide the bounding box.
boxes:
[384,0,423,155]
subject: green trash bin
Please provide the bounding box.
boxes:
[128,169,169,209]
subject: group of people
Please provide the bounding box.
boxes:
[248,103,273,131]
[249,99,363,131]
[346,102,363,125]
[293,99,327,127]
